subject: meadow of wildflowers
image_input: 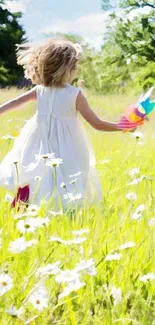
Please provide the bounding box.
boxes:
[0,88,155,324]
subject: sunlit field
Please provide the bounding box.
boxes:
[0,88,155,325]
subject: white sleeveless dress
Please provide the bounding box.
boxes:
[0,84,102,207]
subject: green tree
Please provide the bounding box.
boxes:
[121,0,155,9]
[98,0,155,92]
[102,0,155,9]
[0,1,26,86]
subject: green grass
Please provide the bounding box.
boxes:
[0,88,155,325]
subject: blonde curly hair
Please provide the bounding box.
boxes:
[17,39,83,87]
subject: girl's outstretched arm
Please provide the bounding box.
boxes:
[0,87,36,115]
[76,91,120,132]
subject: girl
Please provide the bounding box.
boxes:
[0,39,122,209]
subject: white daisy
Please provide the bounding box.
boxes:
[72,229,90,237]
[70,178,78,185]
[58,287,72,300]
[148,218,155,226]
[131,204,145,220]
[27,204,40,213]
[111,286,122,305]
[63,193,83,202]
[46,158,63,167]
[69,237,87,244]
[28,286,48,311]
[132,131,144,139]
[55,269,79,284]
[35,176,42,181]
[105,253,122,261]
[34,217,50,227]
[4,193,13,203]
[126,192,137,201]
[128,176,144,186]
[131,211,142,220]
[69,172,82,178]
[2,134,16,140]
[35,153,55,161]
[60,182,66,188]
[128,168,140,177]
[58,279,85,299]
[36,261,61,276]
[119,242,136,250]
[49,210,63,217]
[136,204,145,213]
[9,237,38,254]
[49,236,67,244]
[139,273,155,283]
[0,274,13,297]
[17,218,38,234]
[75,259,97,276]
[6,306,24,317]
[16,217,49,233]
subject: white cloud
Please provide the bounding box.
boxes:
[40,12,110,50]
[3,1,26,13]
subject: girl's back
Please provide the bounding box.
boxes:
[37,84,79,117]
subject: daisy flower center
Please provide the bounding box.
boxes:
[25,224,30,229]
[36,300,41,304]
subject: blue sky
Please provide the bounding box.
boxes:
[5,0,110,48]
[5,1,147,48]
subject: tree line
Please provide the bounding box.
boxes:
[0,0,25,86]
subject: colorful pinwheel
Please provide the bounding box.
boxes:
[117,87,155,131]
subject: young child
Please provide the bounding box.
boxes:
[0,39,122,209]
